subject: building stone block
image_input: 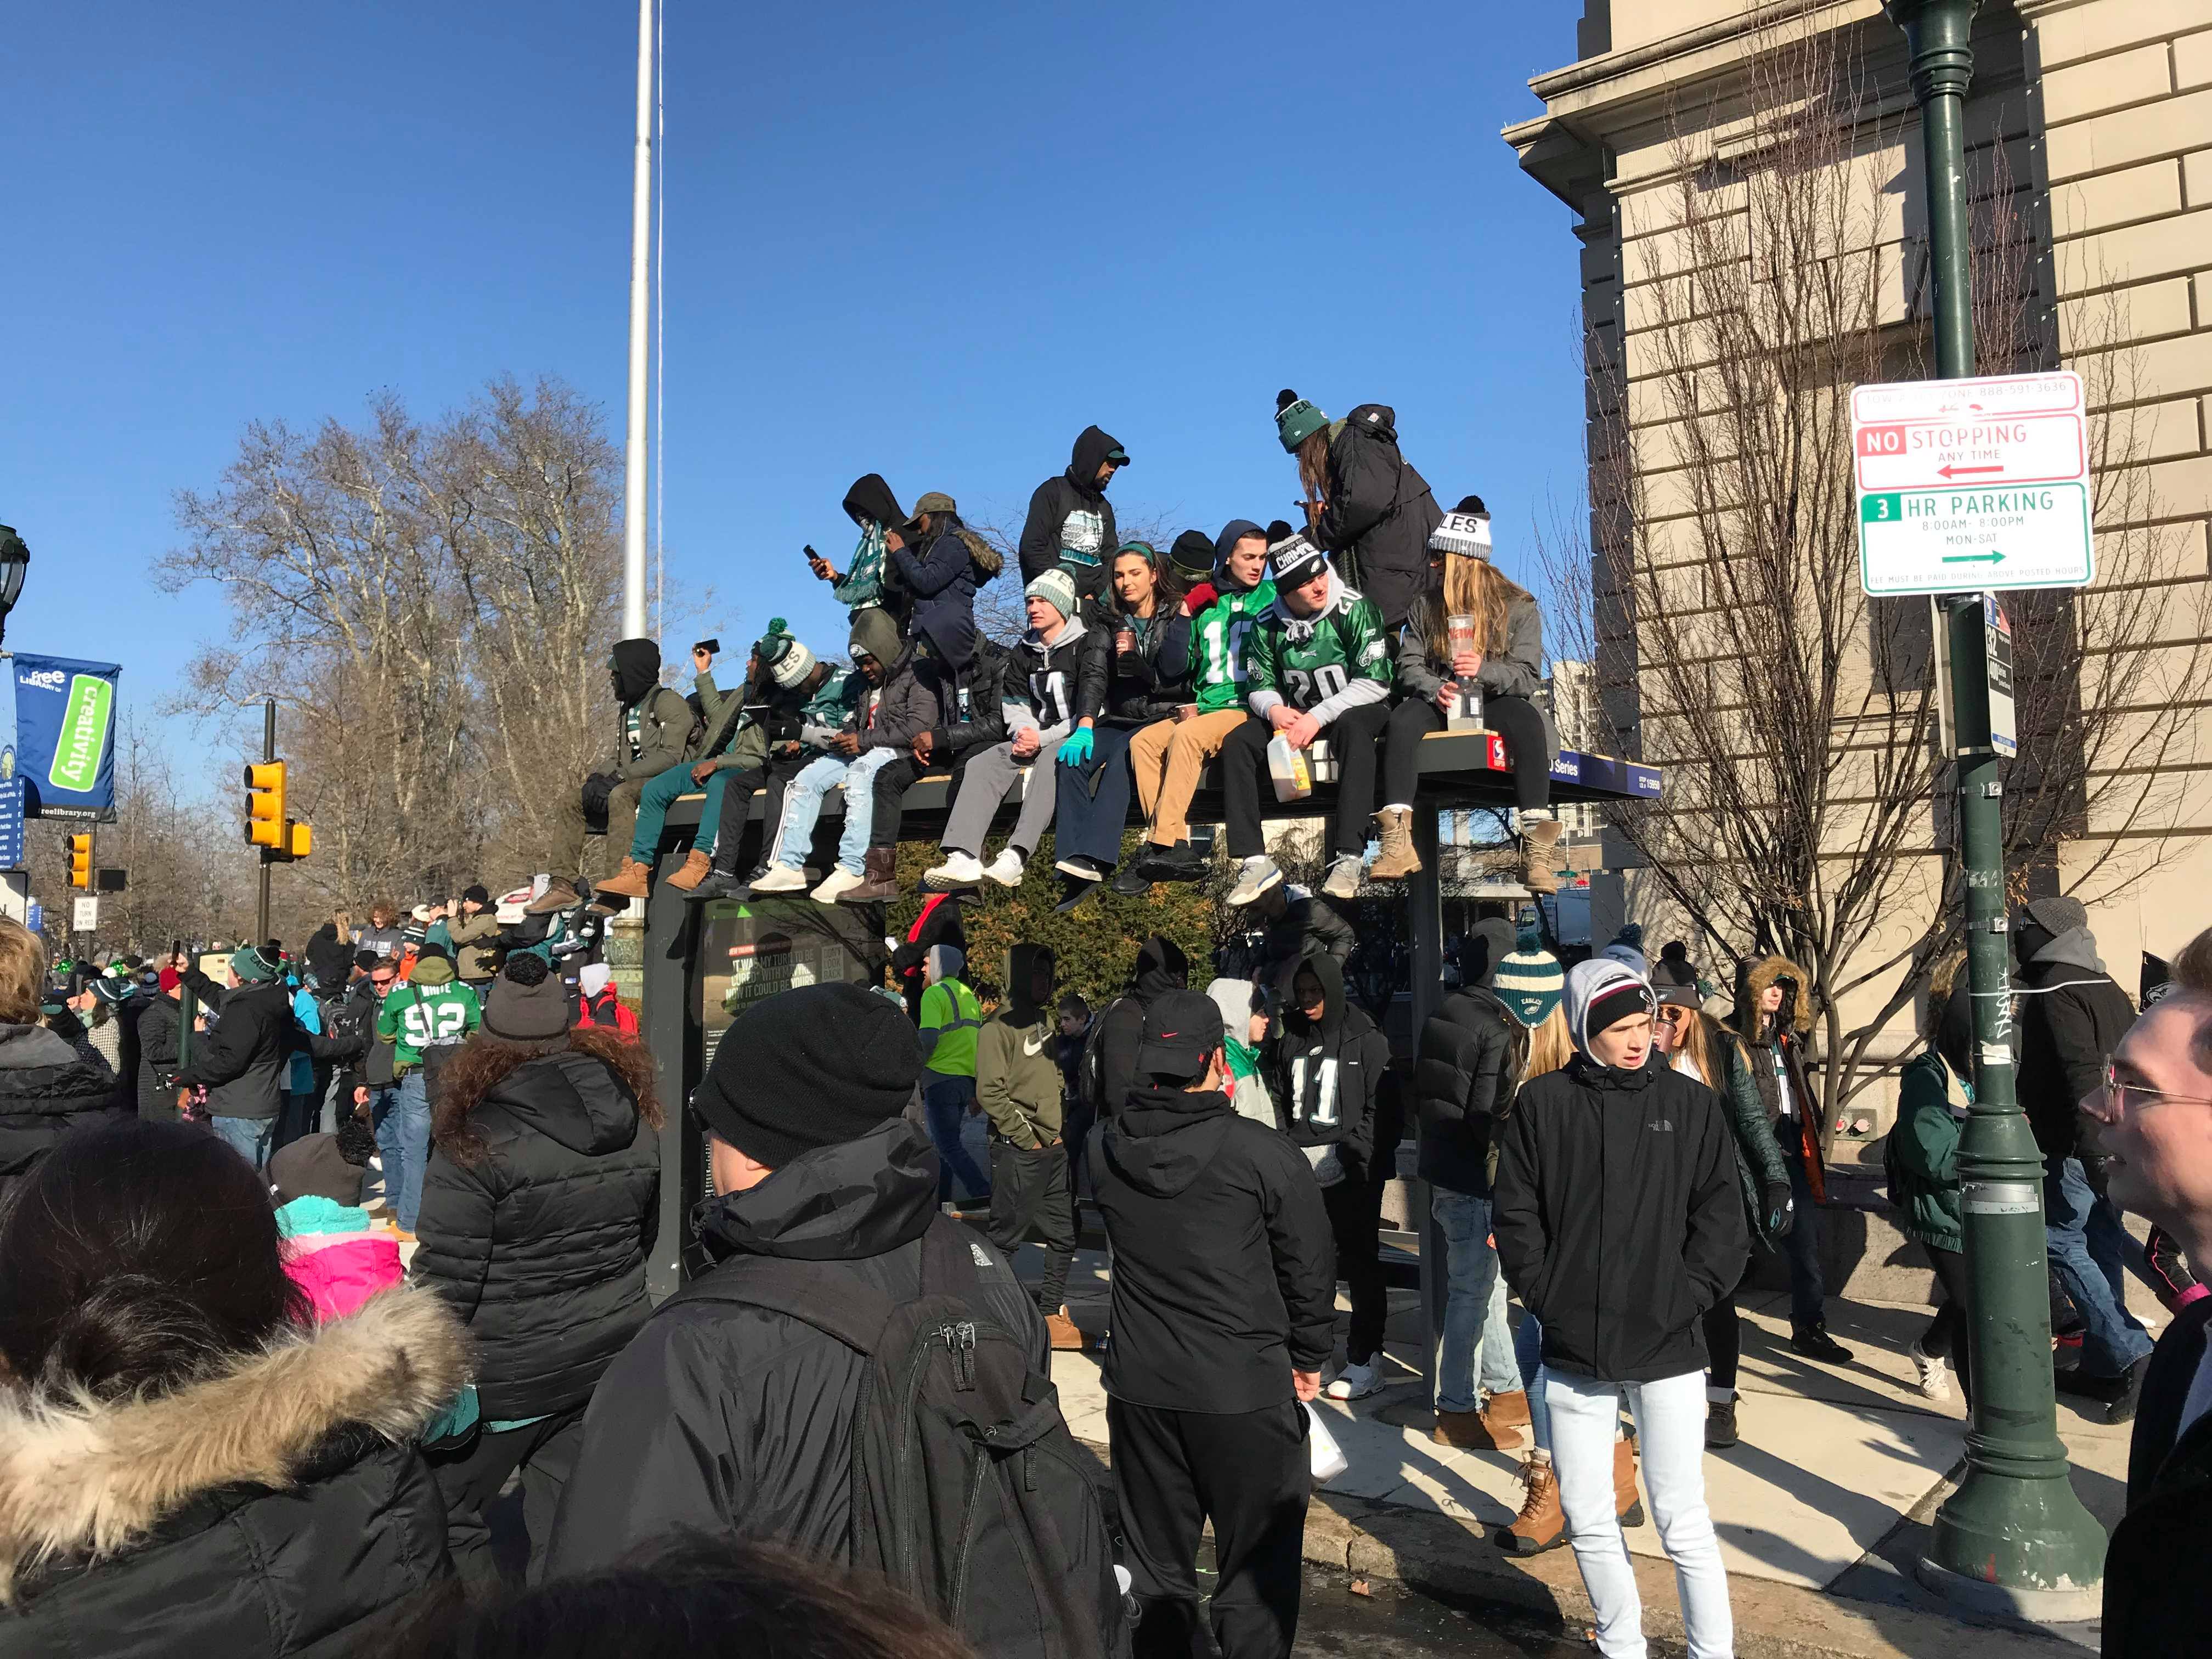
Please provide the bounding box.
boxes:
[2047,89,2212,182]
[2035,1,2212,71]
[2058,274,2192,352]
[2050,159,2182,236]
[2040,41,2174,125]
[2176,27,2212,90]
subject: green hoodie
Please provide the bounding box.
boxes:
[975,944,1064,1149]
[376,956,483,1068]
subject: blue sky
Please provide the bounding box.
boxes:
[2,1,1589,795]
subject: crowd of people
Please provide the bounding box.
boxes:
[552,402,1567,917]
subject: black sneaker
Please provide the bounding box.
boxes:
[680,869,748,903]
[2106,1356,2152,1424]
[1705,1398,1739,1449]
[2055,1364,2126,1402]
[1054,874,1103,915]
[1137,840,1209,883]
[1110,865,1154,897]
[1790,1324,1854,1364]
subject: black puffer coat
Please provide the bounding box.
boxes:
[174,977,297,1122]
[0,1023,128,1211]
[134,994,185,1121]
[1102,606,1193,725]
[1414,985,1518,1199]
[1313,403,1441,630]
[409,1032,662,1420]
[0,1286,465,1657]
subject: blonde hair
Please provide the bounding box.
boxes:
[0,918,47,1025]
[1522,1006,1574,1081]
[1673,1010,1722,1090]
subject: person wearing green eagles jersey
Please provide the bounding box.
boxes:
[1116,520,1279,893]
[369,943,483,1235]
[1221,527,1396,907]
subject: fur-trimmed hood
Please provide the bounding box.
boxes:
[1742,956,1814,1035]
[0,1285,468,1599]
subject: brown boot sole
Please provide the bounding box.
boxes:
[837,883,901,905]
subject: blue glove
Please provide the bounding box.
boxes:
[1057,727,1094,766]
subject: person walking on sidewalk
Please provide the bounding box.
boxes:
[916,944,990,1206]
[1883,954,1974,1408]
[1093,988,1335,1659]
[1414,915,1534,1450]
[975,943,1085,1350]
[1494,957,1746,1659]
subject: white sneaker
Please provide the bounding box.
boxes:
[1910,1338,1954,1402]
[810,867,864,905]
[983,849,1027,887]
[925,851,986,889]
[1227,855,1284,906]
[1321,854,1363,901]
[1325,1359,1384,1401]
[748,864,809,894]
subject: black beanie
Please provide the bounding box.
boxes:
[462,883,491,906]
[692,982,922,1169]
[1169,530,1216,583]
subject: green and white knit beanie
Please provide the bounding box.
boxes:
[1275,387,1330,453]
[1495,921,1565,1030]
[756,618,817,689]
[1025,567,1077,622]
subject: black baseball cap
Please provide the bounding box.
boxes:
[1134,990,1226,1083]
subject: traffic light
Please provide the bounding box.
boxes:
[245,761,287,852]
[67,832,93,890]
[284,821,312,860]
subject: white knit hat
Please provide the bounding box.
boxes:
[1024,567,1077,622]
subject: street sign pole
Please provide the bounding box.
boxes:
[1887,0,2107,1617]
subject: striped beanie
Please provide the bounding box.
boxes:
[1564,956,1656,1055]
[1493,922,1565,1030]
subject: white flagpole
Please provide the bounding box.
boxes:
[621,0,653,641]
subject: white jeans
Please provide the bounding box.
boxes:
[1548,1367,1733,1659]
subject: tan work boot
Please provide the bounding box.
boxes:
[524,876,582,915]
[1045,1307,1088,1351]
[1369,807,1422,881]
[1496,1454,1565,1555]
[1485,1388,1532,1429]
[839,846,902,905]
[663,848,713,891]
[1432,1404,1524,1452]
[1521,818,1565,895]
[1613,1434,1645,1527]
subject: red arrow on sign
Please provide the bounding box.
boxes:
[1938,464,2005,478]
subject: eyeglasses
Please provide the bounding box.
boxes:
[2091,1060,2212,1120]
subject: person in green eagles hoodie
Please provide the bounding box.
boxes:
[373,943,483,1238]
[1884,955,1974,1407]
[1117,519,1279,893]
[977,943,1084,1351]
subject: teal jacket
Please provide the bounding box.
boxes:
[1713,1029,1791,1246]
[1884,1051,1963,1254]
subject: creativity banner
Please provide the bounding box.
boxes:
[14,653,121,823]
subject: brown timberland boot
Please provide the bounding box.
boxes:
[1496,1454,1565,1556]
[524,876,582,916]
[1045,1306,1089,1351]
[1432,1405,1524,1452]
[1613,1434,1646,1527]
[1521,818,1565,895]
[663,848,713,891]
[1485,1388,1532,1429]
[1369,807,1422,881]
[839,846,901,905]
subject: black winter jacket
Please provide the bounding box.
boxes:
[925,636,1020,763]
[1102,607,1193,725]
[544,1118,1046,1577]
[1018,426,1123,605]
[174,977,298,1122]
[1008,614,1110,740]
[134,992,185,1121]
[1093,1085,1337,1412]
[1085,936,1189,1121]
[1493,1056,1748,1383]
[0,1287,465,1658]
[0,1023,127,1212]
[409,1041,662,1420]
[860,642,947,755]
[1414,984,1518,1197]
[1313,403,1441,630]
[2015,934,2135,1161]
[1269,953,1391,1183]
[2106,1297,2212,1657]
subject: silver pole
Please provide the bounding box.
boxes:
[621,0,654,640]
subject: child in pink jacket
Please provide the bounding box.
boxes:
[270,1121,402,1320]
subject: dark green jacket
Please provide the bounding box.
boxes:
[1712,1029,1790,1247]
[1883,1051,1963,1254]
[693,670,768,775]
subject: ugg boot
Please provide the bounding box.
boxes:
[594,857,653,901]
[663,849,713,891]
[1432,1403,1524,1452]
[1521,817,1565,895]
[1370,808,1422,881]
[840,846,901,905]
[1496,1453,1565,1556]
[1613,1434,1646,1527]
[1485,1388,1532,1428]
[1045,1306,1088,1351]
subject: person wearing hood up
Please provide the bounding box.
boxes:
[411,952,663,1583]
[1117,520,1278,894]
[806,473,909,637]
[1267,952,1396,1402]
[1084,935,1190,1126]
[924,569,1107,894]
[2012,894,2153,1419]
[1493,957,1745,1659]
[1092,989,1334,1659]
[1218,529,1396,907]
[976,943,1085,1351]
[562,639,698,904]
[885,491,1001,676]
[1274,389,1442,631]
[1017,425,1127,608]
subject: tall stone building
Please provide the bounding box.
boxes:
[1504,0,2212,1131]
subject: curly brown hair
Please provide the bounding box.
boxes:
[432,1025,663,1167]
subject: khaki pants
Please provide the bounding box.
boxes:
[1128,707,1247,847]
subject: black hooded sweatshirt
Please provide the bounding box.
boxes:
[1093,1084,1337,1412]
[1018,425,1123,602]
[1269,952,1392,1182]
[1085,935,1188,1121]
[1313,403,1442,631]
[603,640,696,781]
[842,473,905,534]
[1413,917,1519,1198]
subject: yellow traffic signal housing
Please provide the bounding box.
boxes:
[285,821,313,861]
[245,761,286,851]
[67,833,93,890]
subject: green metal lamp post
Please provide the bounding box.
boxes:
[1883,0,2108,1617]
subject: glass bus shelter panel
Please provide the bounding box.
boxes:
[694,896,887,1079]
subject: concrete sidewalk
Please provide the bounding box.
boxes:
[1017,1242,2142,1658]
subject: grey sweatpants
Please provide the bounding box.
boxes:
[941,740,1058,858]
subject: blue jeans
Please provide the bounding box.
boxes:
[923,1075,991,1204]
[632,761,731,863]
[2046,1154,2154,1378]
[774,751,896,876]
[373,1073,433,1232]
[1514,1311,1550,1452]
[210,1114,276,1170]
[1781,1143,1826,1331]
[1432,1189,1521,1414]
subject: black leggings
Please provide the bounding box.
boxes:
[1924,1243,1974,1405]
[1703,1266,1750,1392]
[1381,692,1551,812]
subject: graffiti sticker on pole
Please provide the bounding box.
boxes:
[1852,371,2094,595]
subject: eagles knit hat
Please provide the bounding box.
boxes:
[692,981,923,1169]
[1024,567,1077,622]
[1268,526,1329,590]
[483,952,573,1042]
[2022,894,2089,938]
[1275,387,1330,453]
[755,618,817,690]
[1565,957,1656,1055]
[1169,530,1217,585]
[231,943,280,983]
[1494,922,1566,1029]
[1429,495,1494,559]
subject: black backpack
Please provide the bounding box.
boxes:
[673,1220,1128,1659]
